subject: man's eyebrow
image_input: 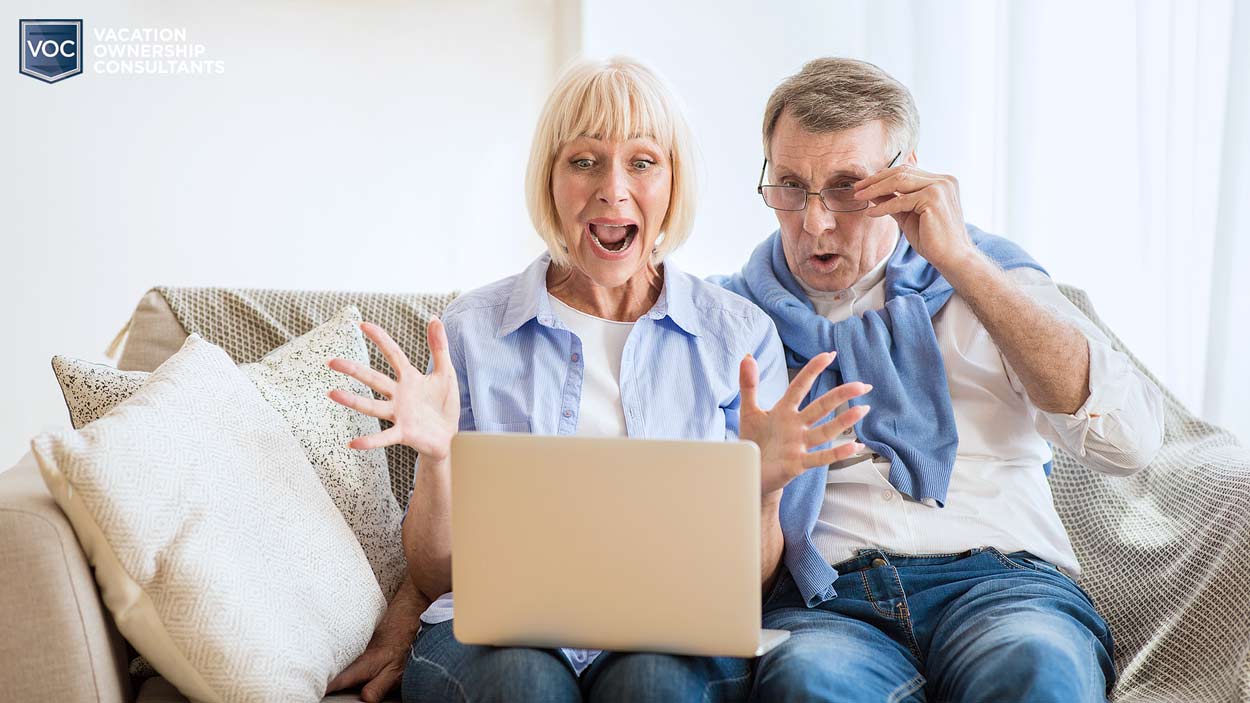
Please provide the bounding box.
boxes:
[772,164,870,183]
[830,165,870,180]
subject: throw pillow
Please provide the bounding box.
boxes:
[32,334,387,703]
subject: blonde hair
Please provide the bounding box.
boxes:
[762,57,919,158]
[525,56,697,267]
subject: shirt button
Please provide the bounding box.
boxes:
[882,490,894,501]
[563,410,572,418]
[571,353,579,362]
[871,558,887,568]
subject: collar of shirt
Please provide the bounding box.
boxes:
[496,252,703,338]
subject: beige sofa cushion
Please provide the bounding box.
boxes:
[31,334,387,703]
[0,452,132,703]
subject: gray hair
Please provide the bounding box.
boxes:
[762,57,919,158]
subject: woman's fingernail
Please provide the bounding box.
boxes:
[863,383,873,392]
[853,443,866,452]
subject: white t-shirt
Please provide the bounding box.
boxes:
[548,295,632,437]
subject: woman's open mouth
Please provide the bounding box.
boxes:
[587,222,638,259]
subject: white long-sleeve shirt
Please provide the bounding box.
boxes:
[797,235,1166,578]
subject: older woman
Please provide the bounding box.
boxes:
[327,57,871,702]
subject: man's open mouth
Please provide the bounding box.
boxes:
[589,223,638,253]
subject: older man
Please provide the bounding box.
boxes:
[716,57,1165,702]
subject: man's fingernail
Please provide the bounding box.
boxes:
[863,383,873,391]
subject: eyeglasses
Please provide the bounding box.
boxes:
[757,150,902,212]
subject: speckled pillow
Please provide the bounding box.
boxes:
[50,305,407,601]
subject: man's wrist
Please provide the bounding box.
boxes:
[375,579,424,641]
[936,244,995,293]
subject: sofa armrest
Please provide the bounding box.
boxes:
[0,451,132,702]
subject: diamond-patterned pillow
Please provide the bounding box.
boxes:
[32,334,387,702]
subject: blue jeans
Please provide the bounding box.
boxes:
[751,547,1116,703]
[401,618,752,702]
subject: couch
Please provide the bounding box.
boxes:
[2,283,1248,702]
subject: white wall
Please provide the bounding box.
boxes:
[3,1,571,466]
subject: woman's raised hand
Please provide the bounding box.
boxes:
[738,351,873,496]
[327,318,460,462]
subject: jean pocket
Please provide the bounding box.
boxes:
[1020,554,1102,606]
[984,546,1034,572]
[1019,554,1061,574]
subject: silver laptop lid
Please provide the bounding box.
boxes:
[449,433,764,658]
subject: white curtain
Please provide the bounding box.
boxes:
[1203,0,1250,444]
[581,0,1250,442]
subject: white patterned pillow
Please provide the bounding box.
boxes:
[51,305,407,600]
[31,334,388,703]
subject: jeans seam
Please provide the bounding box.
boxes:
[887,672,927,703]
[410,654,469,703]
[1088,630,1100,695]
[885,566,925,665]
[701,669,751,703]
[878,549,969,560]
[859,569,898,618]
[859,567,925,664]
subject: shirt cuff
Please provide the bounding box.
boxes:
[1031,336,1131,460]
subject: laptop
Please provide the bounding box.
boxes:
[449,432,791,658]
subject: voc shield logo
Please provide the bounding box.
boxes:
[20,19,83,83]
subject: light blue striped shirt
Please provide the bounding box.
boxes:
[413,252,787,671]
